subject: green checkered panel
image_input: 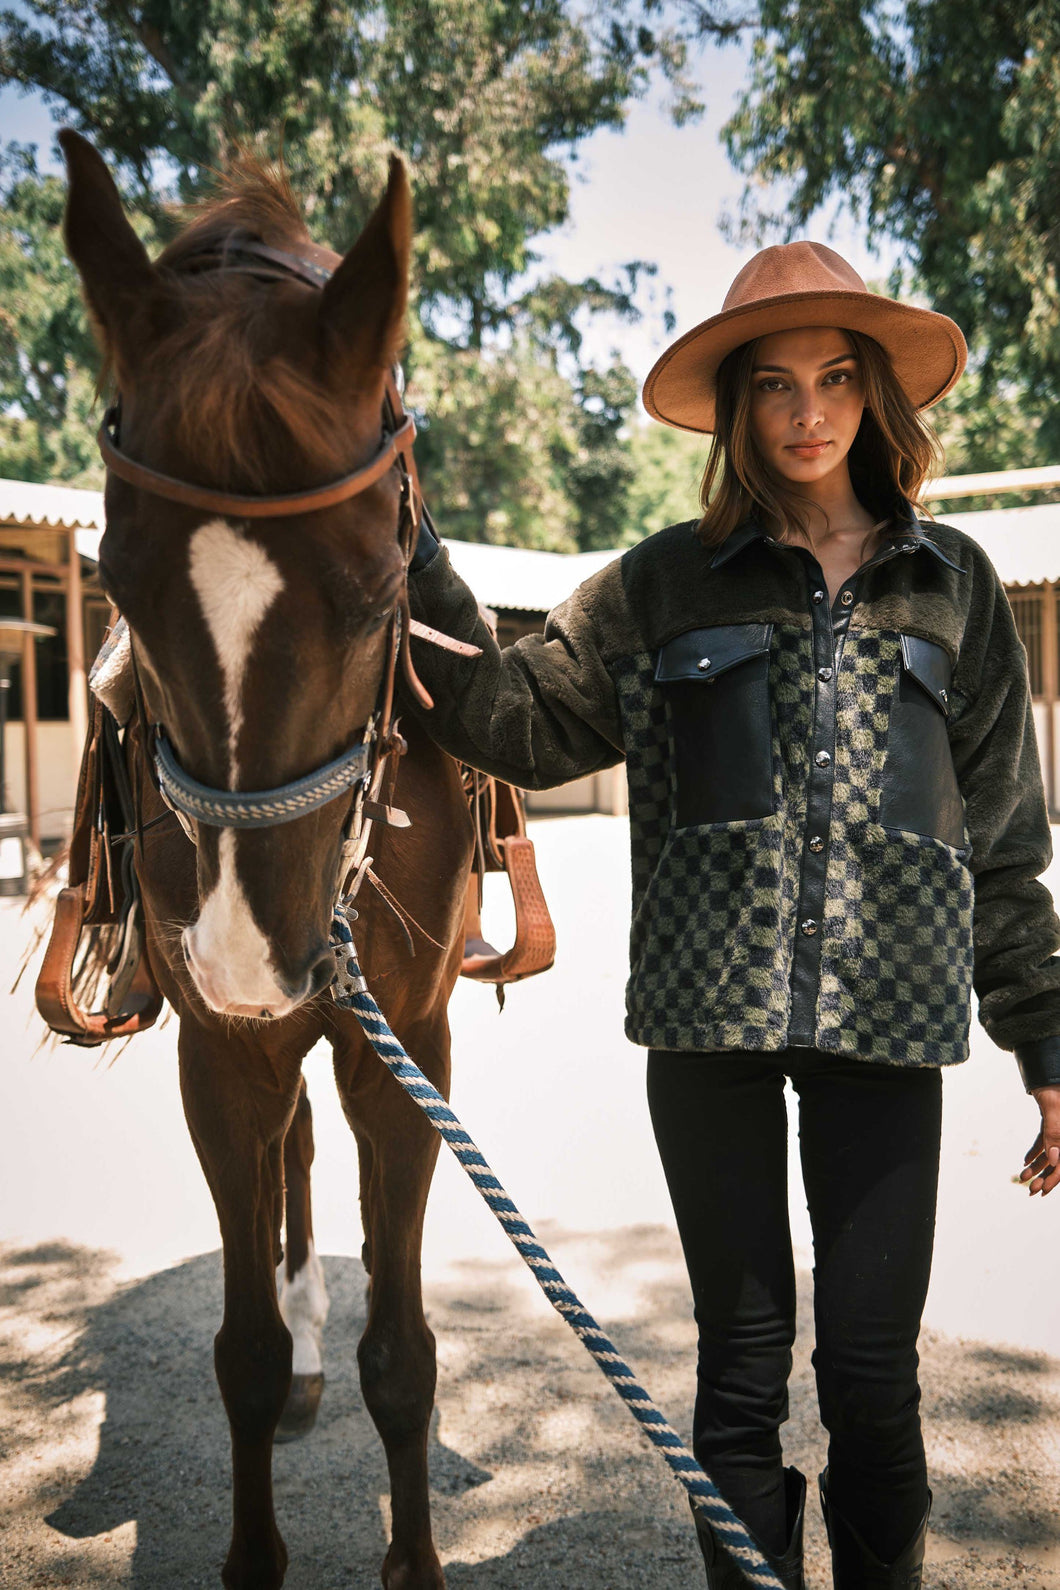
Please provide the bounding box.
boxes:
[625,814,792,1050]
[611,654,672,908]
[615,629,816,1051]
[817,631,974,1062]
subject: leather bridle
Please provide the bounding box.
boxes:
[106,237,478,889]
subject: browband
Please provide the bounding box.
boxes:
[99,405,417,519]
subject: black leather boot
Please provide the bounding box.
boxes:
[691,1466,806,1588]
[818,1467,931,1589]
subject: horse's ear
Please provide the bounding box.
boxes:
[319,155,411,380]
[59,128,159,384]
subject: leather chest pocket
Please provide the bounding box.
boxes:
[655,623,775,826]
[879,634,966,848]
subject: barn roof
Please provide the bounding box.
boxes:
[940,501,1060,589]
[442,540,621,612]
[3,476,1059,602]
[0,477,105,552]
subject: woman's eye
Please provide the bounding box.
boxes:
[825,369,854,385]
[757,378,786,393]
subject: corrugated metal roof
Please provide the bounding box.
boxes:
[6,475,1060,599]
[442,540,621,612]
[0,476,105,532]
[943,502,1060,588]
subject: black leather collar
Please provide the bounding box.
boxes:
[708,507,965,575]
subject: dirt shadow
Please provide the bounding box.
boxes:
[2,1233,1059,1589]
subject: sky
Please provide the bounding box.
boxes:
[529,37,903,389]
[0,23,901,405]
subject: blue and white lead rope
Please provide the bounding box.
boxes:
[329,908,784,1589]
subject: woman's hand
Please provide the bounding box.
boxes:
[1019,1085,1060,1196]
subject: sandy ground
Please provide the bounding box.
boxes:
[2,815,1060,1588]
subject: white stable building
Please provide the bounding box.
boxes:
[5,474,1060,840]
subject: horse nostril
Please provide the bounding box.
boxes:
[276,949,335,1006]
[306,951,336,1000]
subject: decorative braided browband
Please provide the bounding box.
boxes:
[154,731,370,829]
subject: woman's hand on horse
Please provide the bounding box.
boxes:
[1020,1085,1060,1196]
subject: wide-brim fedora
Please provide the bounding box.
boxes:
[642,241,967,434]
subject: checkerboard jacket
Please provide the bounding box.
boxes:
[407,513,1060,1091]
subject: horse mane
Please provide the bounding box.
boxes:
[142,159,355,492]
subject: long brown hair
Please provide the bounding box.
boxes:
[696,328,943,548]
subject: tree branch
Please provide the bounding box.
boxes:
[101,1,194,100]
[672,0,760,38]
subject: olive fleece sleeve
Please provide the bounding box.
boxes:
[949,559,1060,1091]
[404,545,629,789]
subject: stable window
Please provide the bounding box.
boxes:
[0,578,68,720]
[1009,589,1045,698]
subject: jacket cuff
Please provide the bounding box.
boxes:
[1014,1036,1060,1092]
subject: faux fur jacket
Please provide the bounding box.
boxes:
[406,511,1060,1091]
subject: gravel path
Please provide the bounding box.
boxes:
[1,1229,1058,1589]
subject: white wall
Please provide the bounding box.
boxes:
[2,721,79,841]
[525,764,628,817]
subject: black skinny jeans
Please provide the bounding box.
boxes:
[647,1047,941,1561]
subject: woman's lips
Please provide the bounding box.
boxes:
[786,440,831,457]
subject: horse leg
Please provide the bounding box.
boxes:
[179,1026,302,1590]
[276,1077,329,1441]
[334,1021,448,1590]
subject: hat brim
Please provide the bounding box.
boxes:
[641,290,967,433]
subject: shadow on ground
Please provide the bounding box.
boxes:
[1,1230,1058,1589]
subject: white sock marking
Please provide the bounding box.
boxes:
[277,1241,329,1375]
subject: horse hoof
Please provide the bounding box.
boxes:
[275,1372,324,1442]
[381,1549,446,1589]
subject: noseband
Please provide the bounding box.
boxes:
[106,237,477,856]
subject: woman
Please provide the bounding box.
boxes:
[403,242,1060,1588]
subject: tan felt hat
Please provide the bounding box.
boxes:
[642,241,967,434]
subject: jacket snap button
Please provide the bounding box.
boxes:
[817,666,833,682]
[800,919,818,937]
[840,590,854,606]
[808,835,824,853]
[814,750,831,768]
[812,589,825,604]
[697,658,711,672]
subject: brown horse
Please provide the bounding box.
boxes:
[60,130,473,1589]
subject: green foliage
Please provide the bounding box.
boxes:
[0,0,722,545]
[723,0,1060,468]
[622,419,705,540]
[0,142,116,483]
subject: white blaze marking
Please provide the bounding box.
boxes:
[185,521,287,1011]
[277,1241,329,1375]
[187,828,286,1010]
[188,519,284,782]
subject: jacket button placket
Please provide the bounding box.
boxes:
[789,573,841,1047]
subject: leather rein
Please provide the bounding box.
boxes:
[103,238,479,884]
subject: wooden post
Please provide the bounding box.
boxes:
[65,529,88,792]
[1044,584,1060,819]
[20,567,40,848]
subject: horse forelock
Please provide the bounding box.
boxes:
[134,162,361,494]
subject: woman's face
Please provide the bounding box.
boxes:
[747,326,866,488]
